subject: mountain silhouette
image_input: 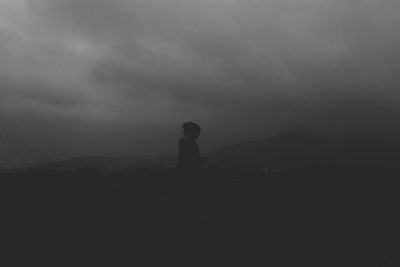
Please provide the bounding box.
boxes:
[208,131,400,172]
[12,131,400,173]
[32,155,177,172]
[32,156,136,172]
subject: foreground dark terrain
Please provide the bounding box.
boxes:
[2,133,400,266]
[2,167,400,266]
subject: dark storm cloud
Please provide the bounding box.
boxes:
[1,0,400,157]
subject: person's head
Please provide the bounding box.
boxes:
[182,122,201,140]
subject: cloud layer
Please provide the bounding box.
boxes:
[1,0,399,158]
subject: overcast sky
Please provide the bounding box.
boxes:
[0,0,399,160]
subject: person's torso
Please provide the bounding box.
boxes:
[177,138,200,172]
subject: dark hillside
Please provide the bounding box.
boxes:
[208,131,400,172]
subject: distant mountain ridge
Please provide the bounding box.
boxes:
[11,131,400,173]
[32,155,177,172]
[208,131,400,171]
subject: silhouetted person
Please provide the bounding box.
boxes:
[177,122,206,173]
[176,122,207,216]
